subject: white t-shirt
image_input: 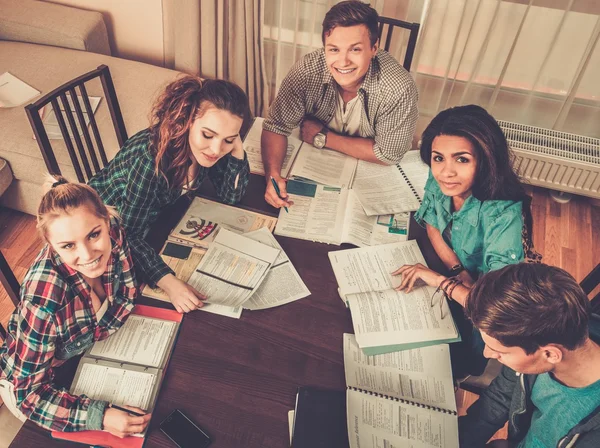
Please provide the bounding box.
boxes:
[328,92,363,137]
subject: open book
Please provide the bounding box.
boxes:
[169,196,277,249]
[274,179,409,247]
[344,333,458,448]
[352,151,429,216]
[243,117,357,188]
[329,240,460,355]
[51,305,182,447]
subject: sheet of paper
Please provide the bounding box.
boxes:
[243,228,310,310]
[171,196,277,248]
[42,94,101,139]
[88,315,176,368]
[343,334,456,412]
[0,72,40,108]
[289,141,357,188]
[72,363,156,410]
[346,287,457,351]
[274,180,347,245]
[328,240,425,297]
[347,389,458,448]
[353,151,428,215]
[243,117,302,177]
[342,190,408,247]
[188,229,280,308]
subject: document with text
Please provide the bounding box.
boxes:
[187,229,280,308]
[353,151,429,216]
[329,241,460,355]
[274,180,408,247]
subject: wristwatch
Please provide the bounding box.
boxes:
[313,126,329,149]
[449,263,465,276]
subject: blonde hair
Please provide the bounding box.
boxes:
[37,174,118,240]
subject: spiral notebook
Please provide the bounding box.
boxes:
[352,151,430,216]
[343,333,458,448]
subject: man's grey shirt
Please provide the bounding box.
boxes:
[263,48,419,164]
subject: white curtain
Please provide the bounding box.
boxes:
[263,0,600,139]
[162,0,269,116]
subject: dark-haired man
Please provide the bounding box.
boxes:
[460,263,600,447]
[262,0,419,208]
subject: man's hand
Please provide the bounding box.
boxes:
[157,274,205,313]
[103,406,151,438]
[300,117,325,144]
[264,174,293,209]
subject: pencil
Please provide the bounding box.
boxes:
[110,404,146,417]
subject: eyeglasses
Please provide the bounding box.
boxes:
[430,285,448,320]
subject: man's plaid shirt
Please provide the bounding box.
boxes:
[0,218,137,431]
[89,128,250,287]
[263,49,419,164]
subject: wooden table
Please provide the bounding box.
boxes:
[11,175,442,448]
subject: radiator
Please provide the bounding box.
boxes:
[498,120,600,199]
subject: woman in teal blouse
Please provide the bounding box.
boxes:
[394,105,537,375]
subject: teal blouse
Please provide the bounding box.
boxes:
[414,172,524,276]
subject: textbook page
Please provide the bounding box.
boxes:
[343,334,456,412]
[71,362,157,411]
[342,190,408,247]
[346,287,458,353]
[353,151,428,216]
[187,229,280,308]
[328,240,426,298]
[243,117,302,177]
[347,389,458,448]
[289,141,357,188]
[88,315,176,369]
[170,197,277,248]
[0,72,40,108]
[243,228,310,310]
[274,180,347,245]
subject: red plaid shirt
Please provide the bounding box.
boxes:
[0,218,138,432]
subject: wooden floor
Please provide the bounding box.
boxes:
[1,186,599,443]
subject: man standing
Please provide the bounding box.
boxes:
[262,0,419,208]
[460,263,600,447]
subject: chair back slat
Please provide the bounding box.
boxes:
[63,88,93,181]
[54,95,85,182]
[377,17,420,71]
[0,250,20,308]
[25,65,127,180]
[79,82,109,168]
[71,85,101,175]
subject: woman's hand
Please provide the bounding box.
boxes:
[157,274,205,313]
[392,263,445,293]
[230,135,245,160]
[103,406,151,438]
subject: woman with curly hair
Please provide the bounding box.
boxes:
[90,77,250,314]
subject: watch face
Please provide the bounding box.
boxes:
[314,133,326,149]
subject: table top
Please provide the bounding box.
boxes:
[11,174,441,448]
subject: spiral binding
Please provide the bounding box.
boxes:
[397,164,422,203]
[348,386,456,415]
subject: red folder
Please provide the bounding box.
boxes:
[50,304,182,447]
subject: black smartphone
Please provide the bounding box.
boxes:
[160,409,211,448]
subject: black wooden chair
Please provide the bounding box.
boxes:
[25,65,127,183]
[377,17,420,71]
[581,263,600,314]
[0,249,20,340]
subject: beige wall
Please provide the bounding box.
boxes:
[43,0,165,66]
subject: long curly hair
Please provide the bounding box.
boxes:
[149,76,249,190]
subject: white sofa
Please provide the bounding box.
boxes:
[0,0,180,215]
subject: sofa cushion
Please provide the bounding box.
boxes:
[0,41,180,185]
[0,158,13,197]
[0,0,110,56]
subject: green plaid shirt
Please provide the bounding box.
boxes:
[89,128,250,287]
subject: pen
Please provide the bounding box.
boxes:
[110,404,146,417]
[270,176,289,213]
